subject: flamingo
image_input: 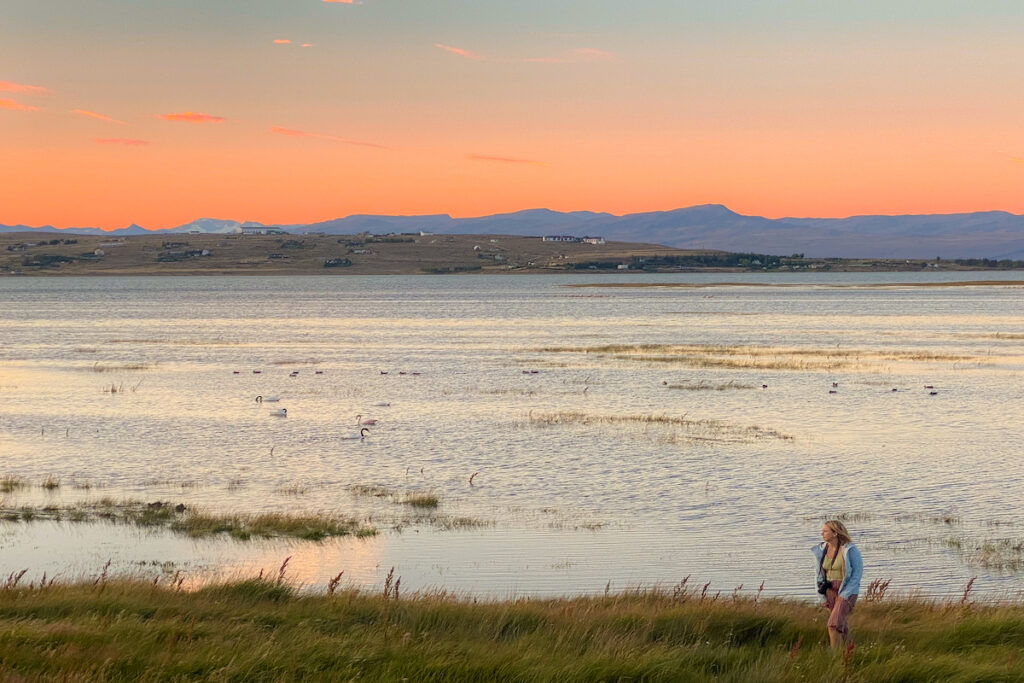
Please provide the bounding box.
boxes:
[355,414,379,426]
[255,395,280,403]
[341,427,370,440]
[269,408,287,417]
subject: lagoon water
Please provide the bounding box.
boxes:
[1,273,1023,599]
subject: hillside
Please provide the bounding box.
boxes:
[0,232,700,276]
[5,205,1024,259]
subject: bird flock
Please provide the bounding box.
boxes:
[240,368,397,441]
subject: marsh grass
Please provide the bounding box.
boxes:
[665,380,758,391]
[0,500,377,542]
[945,537,1024,571]
[517,411,793,442]
[40,475,60,490]
[0,476,27,493]
[538,343,978,372]
[0,577,1023,681]
[351,485,441,508]
[400,491,440,509]
[91,362,155,372]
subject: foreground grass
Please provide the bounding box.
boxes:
[0,578,1022,681]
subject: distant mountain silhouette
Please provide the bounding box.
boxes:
[4,205,1023,258]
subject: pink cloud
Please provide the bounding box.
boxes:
[0,98,39,111]
[0,80,48,94]
[434,43,484,60]
[269,125,386,149]
[273,39,291,44]
[96,138,150,146]
[158,111,226,123]
[72,109,126,125]
[466,154,547,166]
[301,43,313,48]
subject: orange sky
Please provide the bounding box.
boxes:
[3,1,1024,229]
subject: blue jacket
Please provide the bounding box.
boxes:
[812,542,862,600]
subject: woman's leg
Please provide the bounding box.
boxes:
[827,593,857,647]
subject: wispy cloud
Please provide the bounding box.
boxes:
[0,80,49,94]
[0,98,39,111]
[158,111,226,123]
[72,109,126,125]
[273,39,291,44]
[96,138,150,146]
[323,0,356,3]
[466,154,547,166]
[434,44,615,64]
[301,43,313,48]
[270,125,386,149]
[434,43,484,60]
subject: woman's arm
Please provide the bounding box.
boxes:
[839,545,863,599]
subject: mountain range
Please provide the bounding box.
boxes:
[3,205,1023,259]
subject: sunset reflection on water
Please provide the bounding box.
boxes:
[1,273,1023,599]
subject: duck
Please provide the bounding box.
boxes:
[355,414,379,426]
[341,427,370,440]
[372,402,391,407]
[269,408,287,417]
[255,395,280,403]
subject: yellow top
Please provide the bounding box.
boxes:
[823,547,845,582]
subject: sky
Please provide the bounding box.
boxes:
[3,0,1024,230]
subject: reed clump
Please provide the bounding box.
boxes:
[538,343,978,372]
[400,491,440,509]
[0,500,377,542]
[0,577,1021,680]
[0,475,27,493]
[518,411,793,442]
[91,362,155,372]
[665,380,758,391]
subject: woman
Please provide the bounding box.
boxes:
[812,519,862,648]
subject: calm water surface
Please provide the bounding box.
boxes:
[1,273,1022,599]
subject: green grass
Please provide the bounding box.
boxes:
[0,579,1022,681]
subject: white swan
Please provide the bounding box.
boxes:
[341,427,370,440]
[372,402,391,407]
[255,395,280,403]
[269,408,287,417]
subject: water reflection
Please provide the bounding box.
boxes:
[1,274,1023,598]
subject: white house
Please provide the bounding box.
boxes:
[241,226,288,235]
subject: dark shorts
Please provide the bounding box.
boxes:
[824,581,857,638]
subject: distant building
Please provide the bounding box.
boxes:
[241,226,288,235]
[542,235,605,244]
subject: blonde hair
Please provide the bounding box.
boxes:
[824,519,852,545]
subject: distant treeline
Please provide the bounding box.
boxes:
[947,258,1024,268]
[573,253,784,270]
[573,254,1024,271]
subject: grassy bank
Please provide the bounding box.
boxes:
[0,576,1022,681]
